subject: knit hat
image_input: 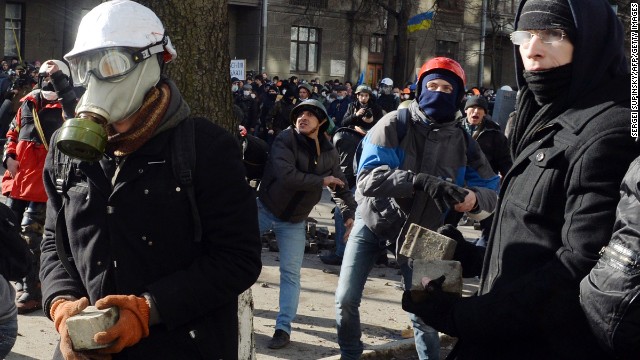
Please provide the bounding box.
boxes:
[464,96,489,111]
[517,0,576,41]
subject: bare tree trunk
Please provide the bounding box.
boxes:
[137,1,235,133]
[394,0,412,85]
[382,0,397,81]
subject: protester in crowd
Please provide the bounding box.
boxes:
[297,83,313,101]
[402,1,638,358]
[341,85,384,133]
[400,87,411,101]
[1,60,77,314]
[335,57,499,360]
[257,99,356,349]
[258,84,279,140]
[458,95,512,246]
[327,85,350,128]
[377,78,400,114]
[267,83,298,144]
[252,74,265,101]
[235,84,259,133]
[39,2,262,358]
[344,81,353,100]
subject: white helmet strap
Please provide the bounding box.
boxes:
[132,35,169,63]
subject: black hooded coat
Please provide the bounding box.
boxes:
[438,1,639,358]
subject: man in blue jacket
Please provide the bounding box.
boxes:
[335,57,499,360]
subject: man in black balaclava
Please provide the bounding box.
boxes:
[335,56,499,360]
[402,0,639,358]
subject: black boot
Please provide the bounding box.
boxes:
[267,329,290,349]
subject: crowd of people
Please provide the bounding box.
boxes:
[0,0,636,359]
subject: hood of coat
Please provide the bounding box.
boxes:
[513,0,627,107]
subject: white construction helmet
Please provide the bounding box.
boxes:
[64,0,177,63]
[380,78,393,86]
[38,60,70,77]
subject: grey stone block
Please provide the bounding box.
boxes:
[400,223,456,261]
[410,260,463,295]
[66,306,119,351]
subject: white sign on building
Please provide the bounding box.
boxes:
[230,59,246,80]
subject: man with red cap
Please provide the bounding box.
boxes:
[334,56,499,360]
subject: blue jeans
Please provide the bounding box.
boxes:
[333,187,356,257]
[0,317,18,358]
[257,199,307,335]
[335,214,440,360]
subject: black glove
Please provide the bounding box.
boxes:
[401,275,460,336]
[437,224,485,278]
[413,173,468,213]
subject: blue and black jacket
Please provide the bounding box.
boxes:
[355,100,499,253]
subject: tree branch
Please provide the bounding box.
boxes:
[372,0,399,18]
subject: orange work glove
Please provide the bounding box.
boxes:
[50,297,111,360]
[93,295,150,354]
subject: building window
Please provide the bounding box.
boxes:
[369,34,384,54]
[289,0,328,9]
[437,0,462,10]
[435,40,458,59]
[4,2,23,59]
[290,26,320,72]
[496,0,515,14]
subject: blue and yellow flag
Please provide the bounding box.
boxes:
[407,11,434,33]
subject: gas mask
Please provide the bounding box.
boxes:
[58,47,162,161]
[38,77,58,101]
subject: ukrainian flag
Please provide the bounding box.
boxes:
[407,11,434,33]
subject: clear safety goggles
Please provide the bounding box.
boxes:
[510,29,566,46]
[67,43,165,86]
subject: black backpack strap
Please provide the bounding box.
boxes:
[171,118,202,242]
[396,107,410,142]
[51,134,82,280]
[55,198,81,280]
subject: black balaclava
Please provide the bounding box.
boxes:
[418,71,460,123]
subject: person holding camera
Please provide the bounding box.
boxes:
[341,85,383,133]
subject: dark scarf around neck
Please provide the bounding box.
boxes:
[106,84,171,157]
[510,63,573,158]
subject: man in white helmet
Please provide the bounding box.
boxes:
[376,77,399,113]
[1,59,77,315]
[39,1,262,359]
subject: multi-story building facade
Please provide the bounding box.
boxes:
[0,1,627,91]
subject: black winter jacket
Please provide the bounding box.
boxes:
[447,0,638,357]
[342,101,384,132]
[580,156,640,358]
[460,117,512,177]
[40,80,262,360]
[332,127,364,189]
[258,127,356,223]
